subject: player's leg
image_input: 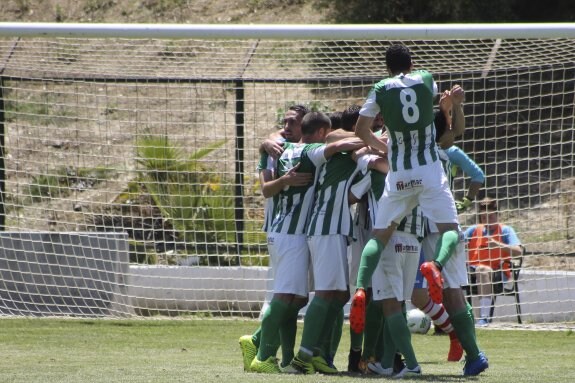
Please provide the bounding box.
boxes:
[291,235,348,374]
[417,161,461,304]
[376,232,422,377]
[441,241,489,376]
[252,233,309,373]
[413,238,463,361]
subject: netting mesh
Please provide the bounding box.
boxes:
[0,36,573,321]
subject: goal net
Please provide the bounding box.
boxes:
[0,24,573,325]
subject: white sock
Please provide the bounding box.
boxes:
[479,298,491,319]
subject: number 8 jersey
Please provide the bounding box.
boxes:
[360,70,439,172]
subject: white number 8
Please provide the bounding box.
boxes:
[400,88,419,124]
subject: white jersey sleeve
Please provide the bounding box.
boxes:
[359,89,380,118]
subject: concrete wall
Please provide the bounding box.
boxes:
[129,266,575,323]
[0,232,133,316]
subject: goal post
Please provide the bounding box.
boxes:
[0,23,573,324]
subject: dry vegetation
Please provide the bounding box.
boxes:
[0,0,324,24]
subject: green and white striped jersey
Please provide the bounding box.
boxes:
[306,152,364,237]
[269,142,327,235]
[360,70,439,172]
[351,155,425,240]
[257,151,279,233]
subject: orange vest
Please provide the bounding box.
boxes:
[467,224,511,278]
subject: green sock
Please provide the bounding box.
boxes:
[362,300,383,360]
[329,307,344,359]
[450,308,481,361]
[357,238,386,289]
[349,327,363,351]
[279,304,300,367]
[251,326,261,348]
[385,312,418,369]
[257,299,289,361]
[434,230,459,268]
[381,319,396,368]
[298,296,331,361]
[466,301,477,341]
[375,316,385,361]
[317,300,344,358]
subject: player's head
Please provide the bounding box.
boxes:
[328,111,343,131]
[477,197,499,225]
[341,104,361,132]
[282,104,309,142]
[372,112,384,132]
[386,44,413,75]
[301,111,331,143]
[434,109,448,142]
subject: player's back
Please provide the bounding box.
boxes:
[374,70,438,171]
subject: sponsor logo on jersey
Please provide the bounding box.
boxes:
[394,243,419,254]
[396,179,423,191]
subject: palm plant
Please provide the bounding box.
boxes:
[136,135,236,262]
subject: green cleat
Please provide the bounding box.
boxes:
[312,355,338,374]
[238,335,257,372]
[249,356,281,374]
[290,355,316,375]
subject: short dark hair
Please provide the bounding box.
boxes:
[328,111,343,130]
[301,111,331,136]
[288,104,310,119]
[386,44,412,74]
[478,197,498,211]
[341,105,361,132]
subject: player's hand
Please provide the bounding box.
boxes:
[455,197,472,213]
[262,139,284,158]
[281,163,313,187]
[450,85,465,105]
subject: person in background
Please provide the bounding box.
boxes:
[464,197,523,327]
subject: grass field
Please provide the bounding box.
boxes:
[0,318,573,383]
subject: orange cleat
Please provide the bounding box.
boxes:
[420,261,444,304]
[349,288,366,334]
[447,332,464,362]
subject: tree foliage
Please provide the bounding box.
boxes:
[315,0,575,23]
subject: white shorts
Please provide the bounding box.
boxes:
[421,232,468,288]
[308,234,349,291]
[372,231,420,301]
[374,161,458,229]
[267,233,310,296]
[347,223,370,289]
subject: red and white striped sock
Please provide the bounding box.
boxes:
[422,297,454,334]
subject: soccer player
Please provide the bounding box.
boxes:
[348,147,424,378]
[351,44,489,376]
[239,104,312,373]
[252,111,364,374]
[290,105,376,374]
[411,87,484,362]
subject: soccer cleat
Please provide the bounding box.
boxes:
[349,288,367,334]
[463,352,489,376]
[476,318,489,327]
[420,261,444,304]
[394,365,422,379]
[238,335,257,371]
[312,355,338,374]
[359,357,394,376]
[347,348,362,373]
[393,353,406,374]
[249,356,280,374]
[279,363,299,374]
[447,333,464,362]
[290,355,315,375]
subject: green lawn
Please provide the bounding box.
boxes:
[0,318,573,383]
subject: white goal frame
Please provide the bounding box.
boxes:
[0,23,574,326]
